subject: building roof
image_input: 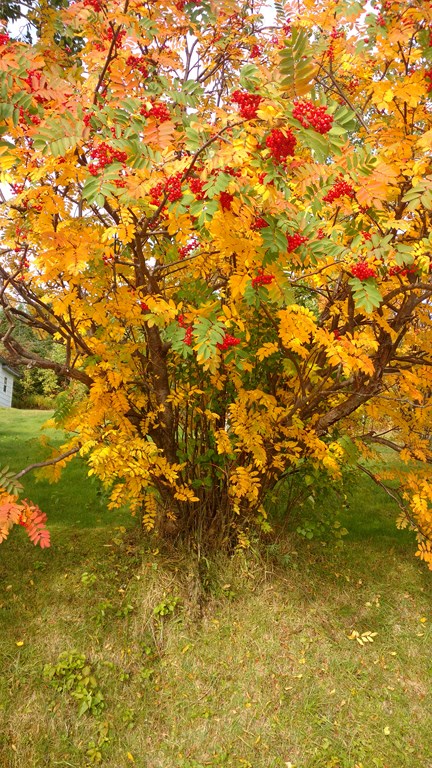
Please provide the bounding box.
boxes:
[0,356,20,378]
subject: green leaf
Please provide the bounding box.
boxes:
[349,277,382,313]
[279,28,317,97]
[82,176,101,203]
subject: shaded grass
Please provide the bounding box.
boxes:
[0,407,131,530]
[0,410,431,768]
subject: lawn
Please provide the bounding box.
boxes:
[0,408,431,768]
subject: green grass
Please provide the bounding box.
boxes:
[0,407,131,529]
[1,409,431,768]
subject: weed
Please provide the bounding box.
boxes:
[43,651,105,717]
[153,594,180,617]
[85,720,111,765]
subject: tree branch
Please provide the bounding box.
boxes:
[13,447,80,480]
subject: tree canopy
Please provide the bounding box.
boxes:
[1,0,432,563]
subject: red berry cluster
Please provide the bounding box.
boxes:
[15,225,27,240]
[332,329,341,340]
[231,90,262,120]
[351,262,376,280]
[361,230,372,241]
[292,100,333,134]
[149,174,183,205]
[149,181,164,206]
[252,272,275,289]
[316,228,325,240]
[126,55,148,77]
[189,177,206,200]
[223,165,241,178]
[165,173,183,202]
[10,183,25,195]
[15,104,41,125]
[220,192,234,211]
[24,70,43,99]
[175,0,200,10]
[388,265,417,277]
[83,0,103,10]
[425,68,432,92]
[140,102,171,122]
[0,32,10,45]
[287,232,308,252]
[327,27,343,61]
[184,327,193,346]
[88,142,127,175]
[376,13,386,27]
[217,334,241,351]
[346,76,359,95]
[249,44,261,59]
[83,111,95,126]
[24,69,42,86]
[179,238,199,259]
[105,28,126,48]
[251,217,269,230]
[323,177,355,203]
[140,301,150,311]
[265,128,296,163]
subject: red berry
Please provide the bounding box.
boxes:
[219,192,234,211]
[165,172,183,202]
[83,0,103,10]
[88,141,127,175]
[292,100,333,135]
[217,333,241,351]
[231,90,262,120]
[252,272,275,289]
[287,232,308,252]
[351,262,376,280]
[251,217,269,230]
[149,181,165,206]
[189,177,205,200]
[126,55,148,77]
[323,176,355,203]
[140,101,171,123]
[179,238,199,259]
[265,128,296,163]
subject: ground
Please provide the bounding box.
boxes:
[0,409,431,768]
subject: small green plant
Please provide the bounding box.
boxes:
[120,706,136,728]
[43,651,105,717]
[95,599,114,625]
[85,720,111,765]
[81,571,97,586]
[153,594,180,618]
[116,602,135,618]
[296,517,348,545]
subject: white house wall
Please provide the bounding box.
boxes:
[0,363,14,408]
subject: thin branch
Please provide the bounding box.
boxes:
[13,447,80,480]
[356,462,432,542]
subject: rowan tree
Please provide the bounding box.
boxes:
[1,0,432,563]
